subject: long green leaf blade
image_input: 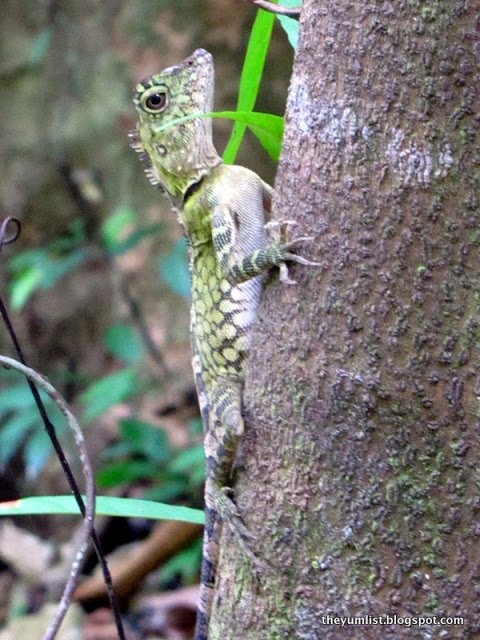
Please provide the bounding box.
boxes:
[212,111,283,162]
[0,495,204,524]
[222,7,276,163]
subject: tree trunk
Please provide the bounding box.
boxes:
[210,0,480,638]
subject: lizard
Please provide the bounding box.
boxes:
[130,48,316,640]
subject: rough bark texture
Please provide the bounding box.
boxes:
[211,1,480,638]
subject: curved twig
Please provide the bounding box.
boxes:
[0,356,96,640]
[248,0,301,20]
[0,217,21,252]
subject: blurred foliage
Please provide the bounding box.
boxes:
[104,324,145,363]
[97,417,205,504]
[81,368,140,421]
[158,538,203,585]
[158,237,190,300]
[8,219,92,310]
[0,368,62,479]
[100,206,164,257]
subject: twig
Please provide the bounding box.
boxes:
[119,278,170,377]
[0,217,21,248]
[75,520,203,603]
[0,356,95,640]
[247,0,301,20]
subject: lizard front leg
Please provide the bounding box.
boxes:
[212,204,318,286]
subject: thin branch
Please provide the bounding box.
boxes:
[247,0,301,20]
[0,217,21,248]
[119,278,170,377]
[0,356,95,640]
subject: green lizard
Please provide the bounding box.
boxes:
[131,49,316,640]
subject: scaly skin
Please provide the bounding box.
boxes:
[131,49,316,640]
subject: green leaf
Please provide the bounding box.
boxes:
[169,444,205,473]
[101,440,134,461]
[104,325,144,363]
[0,382,41,413]
[190,463,206,486]
[223,7,276,163]
[107,222,163,256]
[141,478,190,503]
[188,417,203,437]
[24,428,53,480]
[9,266,42,309]
[212,111,283,162]
[40,249,91,288]
[158,539,202,583]
[0,495,204,524]
[81,368,139,421]
[96,460,159,488]
[119,418,170,463]
[8,247,92,309]
[0,409,38,464]
[151,110,283,161]
[159,237,190,298]
[28,27,52,66]
[101,207,135,252]
[276,0,301,48]
[8,248,46,271]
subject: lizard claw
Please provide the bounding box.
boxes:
[265,219,298,244]
[282,235,314,249]
[264,219,297,231]
[282,252,321,267]
[213,486,254,541]
[279,262,297,285]
[212,486,267,572]
[220,485,235,500]
[280,237,321,270]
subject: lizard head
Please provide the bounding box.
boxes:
[131,48,221,197]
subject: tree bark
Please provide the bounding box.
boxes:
[211,0,480,638]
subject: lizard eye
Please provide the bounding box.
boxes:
[143,90,167,112]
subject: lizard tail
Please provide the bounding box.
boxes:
[194,505,220,640]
